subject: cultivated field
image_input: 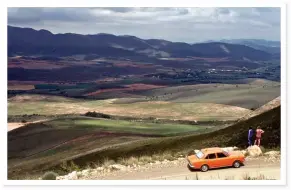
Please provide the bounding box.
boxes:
[7,79,281,179]
[117,81,280,109]
[8,94,251,121]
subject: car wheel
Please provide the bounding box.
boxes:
[200,164,209,172]
[233,161,241,168]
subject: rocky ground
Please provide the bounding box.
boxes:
[47,146,280,180]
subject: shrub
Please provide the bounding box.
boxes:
[60,161,80,172]
[21,119,27,123]
[42,171,58,180]
[242,173,272,180]
[84,111,111,119]
[103,158,115,168]
[158,152,175,161]
[118,157,138,166]
[69,161,81,171]
[138,156,152,164]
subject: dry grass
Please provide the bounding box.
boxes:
[59,161,81,173]
[184,174,200,180]
[102,158,116,168]
[8,94,251,121]
[117,157,139,166]
[138,156,152,164]
[225,176,234,180]
[182,174,274,180]
[151,152,177,161]
[242,173,274,180]
[8,84,35,90]
[116,153,177,166]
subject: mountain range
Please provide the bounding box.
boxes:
[8,25,279,61]
[205,39,280,54]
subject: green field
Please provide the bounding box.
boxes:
[45,117,212,136]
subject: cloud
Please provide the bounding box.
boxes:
[7,7,280,42]
[8,8,95,24]
[102,7,136,13]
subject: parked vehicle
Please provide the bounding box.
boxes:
[187,147,245,172]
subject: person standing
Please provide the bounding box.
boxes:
[254,126,265,146]
[248,127,254,147]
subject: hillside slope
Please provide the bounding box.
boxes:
[8,25,272,60]
[64,98,280,167]
[218,39,280,54]
[8,97,280,179]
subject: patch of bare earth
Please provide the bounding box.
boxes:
[85,83,166,96]
[124,83,166,90]
[9,95,53,102]
[8,58,67,69]
[239,96,280,121]
[8,84,35,90]
[8,123,23,131]
[85,88,126,96]
[8,120,47,131]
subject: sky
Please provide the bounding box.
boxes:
[7,7,281,43]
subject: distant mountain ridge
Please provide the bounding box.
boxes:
[205,39,280,54]
[8,25,273,61]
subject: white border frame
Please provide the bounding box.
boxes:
[1,0,287,186]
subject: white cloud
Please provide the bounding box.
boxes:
[7,7,280,42]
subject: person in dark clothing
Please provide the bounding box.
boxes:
[248,127,254,147]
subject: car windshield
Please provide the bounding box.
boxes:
[195,151,204,159]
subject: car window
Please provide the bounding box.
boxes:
[206,153,216,159]
[195,151,204,159]
[217,152,227,158]
[223,151,229,156]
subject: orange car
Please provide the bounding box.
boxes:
[187,147,245,172]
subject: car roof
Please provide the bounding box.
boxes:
[201,147,224,154]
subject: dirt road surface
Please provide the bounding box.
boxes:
[8,120,47,131]
[82,159,280,180]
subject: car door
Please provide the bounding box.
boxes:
[215,152,232,167]
[205,153,217,168]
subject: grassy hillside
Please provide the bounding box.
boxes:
[117,82,280,109]
[8,116,222,178]
[8,98,280,179]
[8,94,250,122]
[40,117,213,136]
[62,103,280,167]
